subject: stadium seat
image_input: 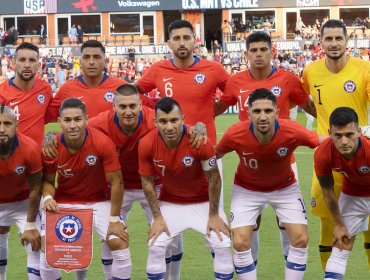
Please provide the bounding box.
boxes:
[62,37,70,45]
[96,36,104,43]
[31,37,40,44]
[88,35,97,41]
[123,35,132,46]
[132,35,140,46]
[107,36,116,44]
[115,35,124,45]
[141,35,149,45]
[15,38,23,45]
[24,37,32,43]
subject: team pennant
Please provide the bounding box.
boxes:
[45,208,93,272]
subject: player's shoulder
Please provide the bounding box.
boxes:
[142,105,155,120]
[17,132,40,152]
[304,58,324,72]
[87,127,112,141]
[89,109,114,126]
[58,78,82,92]
[225,120,250,136]
[104,76,126,87]
[278,118,305,132]
[139,128,158,147]
[228,70,248,82]
[274,67,299,80]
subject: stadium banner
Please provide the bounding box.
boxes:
[45,208,93,272]
[0,44,171,56]
[225,40,305,52]
[55,0,370,13]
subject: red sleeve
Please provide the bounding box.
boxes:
[137,64,157,93]
[287,73,309,105]
[216,125,237,154]
[314,140,333,177]
[88,114,108,134]
[42,155,57,174]
[220,76,238,106]
[214,62,230,92]
[138,134,156,177]
[197,138,216,160]
[25,139,43,174]
[96,133,121,173]
[292,121,319,148]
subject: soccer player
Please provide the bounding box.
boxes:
[302,19,370,269]
[214,31,316,264]
[314,107,370,279]
[46,40,149,123]
[216,88,323,280]
[0,42,52,279]
[139,97,233,280]
[0,104,43,280]
[134,20,230,273]
[41,98,131,279]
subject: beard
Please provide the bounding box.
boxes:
[173,47,193,60]
[325,50,346,60]
[0,135,14,155]
[17,71,36,82]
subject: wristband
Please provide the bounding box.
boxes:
[24,222,36,231]
[109,216,120,223]
[43,195,53,203]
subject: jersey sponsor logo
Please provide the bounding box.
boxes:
[359,165,370,174]
[209,157,216,167]
[276,147,288,157]
[194,73,206,84]
[271,85,282,96]
[9,101,20,106]
[14,165,26,175]
[37,93,46,104]
[162,77,173,82]
[104,91,115,103]
[311,197,316,208]
[343,80,356,93]
[85,154,97,166]
[55,215,83,243]
[182,155,194,167]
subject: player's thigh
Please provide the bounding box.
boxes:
[0,200,28,232]
[339,193,370,237]
[230,185,266,230]
[271,183,308,226]
[158,201,192,237]
[120,190,137,221]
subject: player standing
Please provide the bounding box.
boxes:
[302,19,370,269]
[314,107,370,279]
[214,31,316,264]
[134,21,230,275]
[0,42,52,280]
[41,98,131,279]
[216,88,323,280]
[0,105,43,280]
[139,97,233,280]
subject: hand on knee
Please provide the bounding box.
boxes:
[107,238,129,251]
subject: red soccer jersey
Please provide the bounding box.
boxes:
[45,75,149,122]
[220,68,309,120]
[137,57,230,143]
[139,125,217,204]
[217,119,319,192]
[0,133,42,203]
[88,106,159,190]
[314,136,370,197]
[42,128,121,203]
[0,78,52,147]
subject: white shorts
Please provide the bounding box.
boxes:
[217,159,224,210]
[339,193,370,236]
[41,201,125,241]
[230,183,308,229]
[0,199,41,233]
[121,189,152,223]
[150,201,231,249]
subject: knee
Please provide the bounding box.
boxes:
[233,234,251,252]
[290,233,308,248]
[107,238,129,251]
[147,246,166,273]
[0,226,10,234]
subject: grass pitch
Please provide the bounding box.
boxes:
[6,113,369,279]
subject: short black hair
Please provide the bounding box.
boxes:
[321,19,347,38]
[246,31,272,50]
[15,42,39,58]
[81,40,105,54]
[329,107,358,127]
[168,20,194,36]
[155,97,182,115]
[115,84,138,96]
[59,98,87,116]
[247,88,277,107]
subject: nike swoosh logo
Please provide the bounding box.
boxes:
[163,78,173,82]
[242,152,253,156]
[240,89,249,93]
[313,84,323,88]
[293,265,306,269]
[76,96,84,99]
[57,163,68,169]
[9,101,20,106]
[153,159,163,163]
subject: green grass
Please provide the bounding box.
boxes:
[6,113,370,279]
